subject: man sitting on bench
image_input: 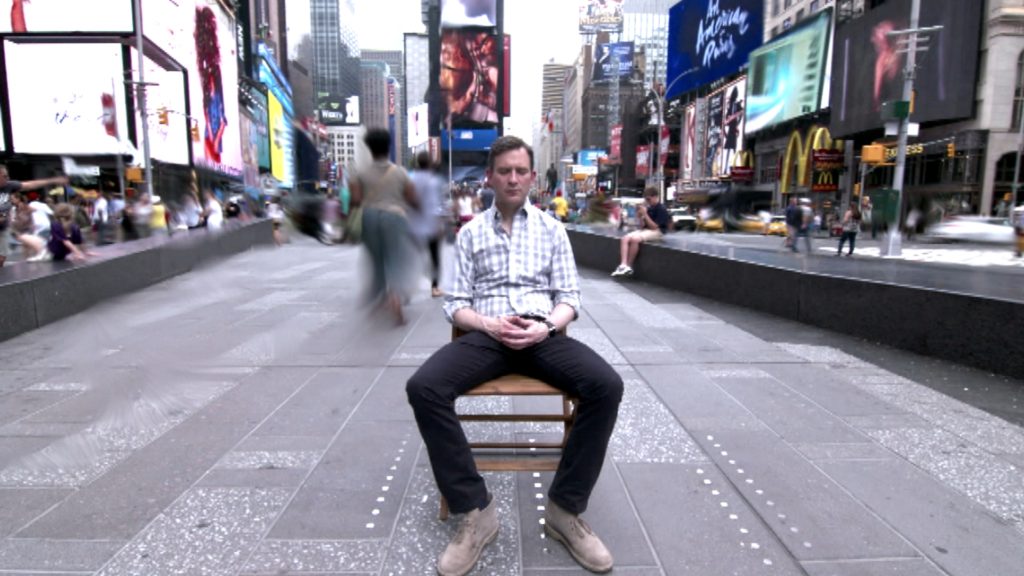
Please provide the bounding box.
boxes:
[406,136,623,576]
[611,186,670,278]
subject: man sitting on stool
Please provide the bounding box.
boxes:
[612,186,669,277]
[406,135,623,576]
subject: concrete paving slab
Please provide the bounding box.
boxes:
[194,468,310,489]
[242,539,385,574]
[820,458,1024,576]
[687,428,918,561]
[791,442,896,461]
[348,367,418,423]
[620,462,804,575]
[0,488,72,538]
[637,364,767,431]
[0,539,125,572]
[761,363,915,417]
[801,558,945,576]
[251,368,377,438]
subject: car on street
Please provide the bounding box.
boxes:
[669,208,696,231]
[766,215,787,236]
[924,216,1015,244]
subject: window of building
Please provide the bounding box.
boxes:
[810,0,820,13]
[784,0,793,8]
[773,0,781,16]
[1014,51,1024,130]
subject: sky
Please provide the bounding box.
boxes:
[354,0,583,140]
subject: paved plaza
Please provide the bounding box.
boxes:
[0,234,1023,575]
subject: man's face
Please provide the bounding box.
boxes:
[486,148,534,209]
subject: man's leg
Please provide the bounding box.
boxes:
[520,336,623,514]
[406,331,513,514]
[625,236,641,267]
[618,233,631,266]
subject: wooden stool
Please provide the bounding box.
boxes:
[438,327,577,520]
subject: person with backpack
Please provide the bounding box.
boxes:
[837,201,862,257]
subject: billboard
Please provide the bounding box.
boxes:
[441,128,499,152]
[593,41,634,83]
[318,92,361,126]
[665,0,762,101]
[240,82,269,191]
[130,49,190,167]
[267,91,294,189]
[579,0,623,33]
[0,0,133,33]
[4,42,129,156]
[830,0,982,137]
[440,0,496,28]
[746,10,831,134]
[190,2,242,177]
[408,103,429,148]
[440,30,500,126]
[703,77,746,178]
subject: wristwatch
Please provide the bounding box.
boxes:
[542,319,557,338]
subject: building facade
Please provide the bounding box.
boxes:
[311,0,361,125]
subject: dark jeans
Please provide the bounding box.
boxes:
[407,330,623,515]
[838,231,857,254]
[427,237,440,288]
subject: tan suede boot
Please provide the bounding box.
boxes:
[437,495,498,576]
[544,500,613,573]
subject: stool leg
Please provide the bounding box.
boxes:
[439,495,450,521]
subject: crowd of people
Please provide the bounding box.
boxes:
[0,164,254,268]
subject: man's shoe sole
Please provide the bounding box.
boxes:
[437,524,498,576]
[544,523,612,573]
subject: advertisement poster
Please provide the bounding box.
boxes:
[681,104,695,181]
[130,49,190,167]
[190,2,242,177]
[665,0,762,100]
[4,42,129,156]
[592,41,634,83]
[636,145,651,178]
[440,0,496,28]
[746,10,831,134]
[407,103,429,148]
[610,124,622,162]
[579,0,623,33]
[706,78,746,178]
[440,30,500,126]
[830,0,982,137]
[0,0,132,33]
[267,92,294,189]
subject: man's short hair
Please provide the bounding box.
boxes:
[415,151,431,170]
[487,136,534,171]
[364,128,391,159]
[643,186,659,198]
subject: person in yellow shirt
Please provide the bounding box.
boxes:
[550,193,569,222]
[150,195,168,236]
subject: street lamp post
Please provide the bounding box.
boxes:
[653,72,692,204]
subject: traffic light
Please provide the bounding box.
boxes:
[157,107,169,125]
[946,142,955,158]
[190,120,200,142]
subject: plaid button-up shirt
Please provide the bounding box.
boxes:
[443,202,581,322]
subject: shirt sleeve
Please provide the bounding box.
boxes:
[442,226,475,322]
[550,223,581,315]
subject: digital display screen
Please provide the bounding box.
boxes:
[829,0,982,137]
[592,42,634,83]
[130,48,190,167]
[440,29,500,126]
[705,78,746,178]
[440,0,497,28]
[0,0,133,33]
[579,0,623,33]
[745,10,831,134]
[5,41,129,155]
[268,91,294,189]
[189,2,243,177]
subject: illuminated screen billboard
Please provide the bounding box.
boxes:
[704,77,746,179]
[190,2,242,177]
[440,30,500,126]
[130,48,190,167]
[665,0,762,101]
[593,41,634,83]
[745,10,831,134]
[440,0,496,28]
[267,91,294,189]
[830,0,982,137]
[682,104,695,181]
[0,0,132,33]
[579,0,623,33]
[4,41,129,156]
[408,103,429,148]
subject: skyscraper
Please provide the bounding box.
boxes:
[312,0,361,126]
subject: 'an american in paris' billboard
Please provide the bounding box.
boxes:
[830,0,982,137]
[745,9,832,134]
[665,0,762,101]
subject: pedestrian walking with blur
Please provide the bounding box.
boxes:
[796,198,814,254]
[836,201,862,257]
[0,164,68,266]
[349,128,421,325]
[406,136,622,576]
[408,151,446,298]
[611,186,669,277]
[784,196,800,250]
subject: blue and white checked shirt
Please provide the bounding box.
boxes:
[443,202,581,321]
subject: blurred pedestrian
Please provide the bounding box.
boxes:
[796,198,814,254]
[0,165,67,266]
[349,128,420,325]
[784,197,800,250]
[612,187,669,277]
[266,199,286,245]
[321,191,341,244]
[836,201,862,257]
[202,189,224,232]
[406,136,621,576]
[409,151,446,298]
[1014,206,1024,258]
[132,192,154,239]
[45,203,91,262]
[93,189,113,244]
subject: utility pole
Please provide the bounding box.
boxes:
[133,0,153,198]
[886,0,940,256]
[1012,86,1024,210]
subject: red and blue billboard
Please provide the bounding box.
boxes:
[665,0,763,101]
